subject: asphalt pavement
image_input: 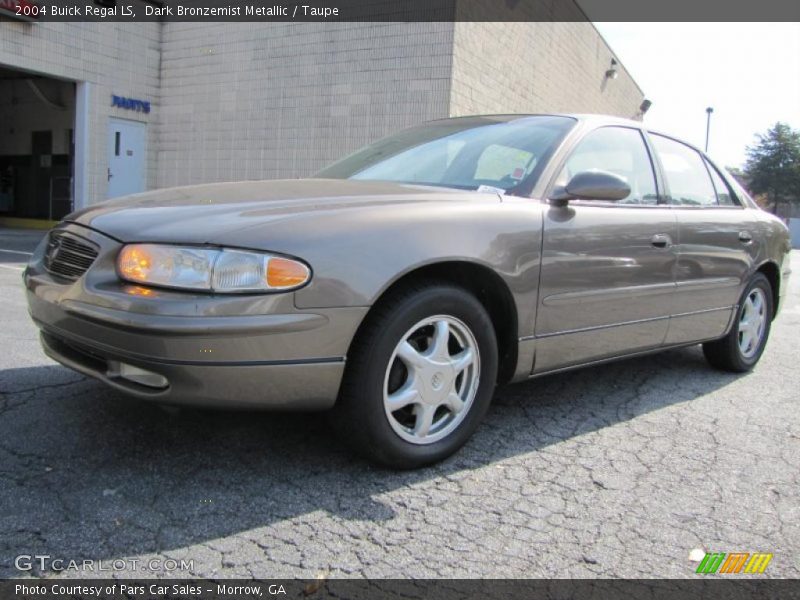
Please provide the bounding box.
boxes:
[0,227,798,579]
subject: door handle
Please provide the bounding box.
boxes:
[107,168,113,181]
[651,233,672,249]
[738,230,753,243]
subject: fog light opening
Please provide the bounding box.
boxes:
[109,362,169,389]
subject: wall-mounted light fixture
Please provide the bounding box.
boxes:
[634,99,652,120]
[605,58,618,80]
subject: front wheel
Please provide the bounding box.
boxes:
[703,272,773,372]
[332,283,498,469]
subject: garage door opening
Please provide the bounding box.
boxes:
[0,66,76,222]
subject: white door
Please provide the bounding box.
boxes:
[107,118,145,198]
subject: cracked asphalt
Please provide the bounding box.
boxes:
[0,227,798,579]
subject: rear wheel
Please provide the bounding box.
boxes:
[332,283,498,469]
[703,273,773,372]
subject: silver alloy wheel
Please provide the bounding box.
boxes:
[738,287,767,359]
[383,315,481,445]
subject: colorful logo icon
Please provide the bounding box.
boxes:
[696,552,773,574]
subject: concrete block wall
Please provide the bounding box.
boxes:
[1,17,645,206]
[156,22,454,187]
[0,14,161,207]
[450,22,644,120]
[155,20,642,189]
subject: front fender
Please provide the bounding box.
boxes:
[223,199,546,338]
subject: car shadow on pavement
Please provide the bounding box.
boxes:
[0,345,744,576]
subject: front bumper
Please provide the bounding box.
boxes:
[25,223,367,409]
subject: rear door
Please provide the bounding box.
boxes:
[648,134,759,344]
[534,126,678,373]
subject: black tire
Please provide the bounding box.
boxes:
[331,282,498,469]
[703,273,773,373]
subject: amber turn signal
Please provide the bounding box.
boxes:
[117,245,153,282]
[267,257,311,289]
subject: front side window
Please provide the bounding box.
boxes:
[555,126,658,205]
[315,116,576,193]
[651,135,718,207]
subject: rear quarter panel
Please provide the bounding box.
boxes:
[756,210,792,313]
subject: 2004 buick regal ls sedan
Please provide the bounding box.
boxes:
[25,114,791,468]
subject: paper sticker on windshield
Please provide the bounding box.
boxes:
[511,167,525,180]
[476,185,505,195]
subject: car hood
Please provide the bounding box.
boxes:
[66,178,496,244]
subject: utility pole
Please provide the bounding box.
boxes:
[705,107,714,152]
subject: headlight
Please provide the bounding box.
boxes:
[117,244,311,293]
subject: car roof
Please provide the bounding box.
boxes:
[428,113,643,128]
[426,113,712,159]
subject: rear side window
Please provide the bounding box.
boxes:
[556,126,658,205]
[704,159,738,206]
[726,172,755,207]
[651,134,718,206]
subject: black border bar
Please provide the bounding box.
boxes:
[3,579,800,600]
[3,0,800,22]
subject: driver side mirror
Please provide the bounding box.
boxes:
[549,170,631,207]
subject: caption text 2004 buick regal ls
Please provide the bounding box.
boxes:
[25,115,791,468]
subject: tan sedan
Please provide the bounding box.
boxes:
[25,115,791,467]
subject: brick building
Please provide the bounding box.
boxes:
[0,5,643,221]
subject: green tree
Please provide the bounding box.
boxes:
[744,122,800,215]
[725,166,749,188]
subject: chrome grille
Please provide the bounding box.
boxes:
[43,231,99,281]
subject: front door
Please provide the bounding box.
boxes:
[534,126,678,373]
[107,118,145,199]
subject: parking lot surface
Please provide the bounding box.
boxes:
[0,228,798,579]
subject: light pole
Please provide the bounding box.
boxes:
[705,107,714,152]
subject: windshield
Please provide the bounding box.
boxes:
[315,116,576,193]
